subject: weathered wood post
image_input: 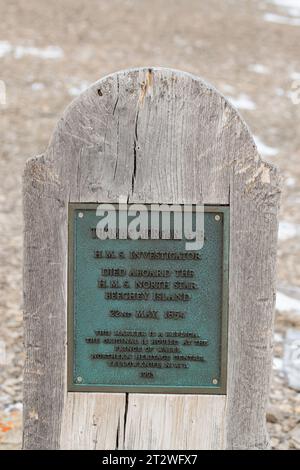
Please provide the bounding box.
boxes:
[23,67,280,450]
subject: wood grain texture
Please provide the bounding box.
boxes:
[23,67,280,449]
[123,395,226,450]
[23,154,66,449]
[60,393,126,450]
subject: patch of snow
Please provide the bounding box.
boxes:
[4,402,23,413]
[275,87,285,96]
[287,7,300,16]
[220,84,235,94]
[254,135,279,156]
[286,176,296,187]
[274,332,284,343]
[0,41,63,59]
[267,0,300,14]
[68,80,90,97]
[291,71,300,80]
[270,0,300,6]
[278,221,300,240]
[288,196,300,204]
[248,63,270,74]
[31,82,45,91]
[283,329,300,391]
[273,357,283,371]
[14,45,63,59]
[264,12,300,25]
[0,41,12,57]
[276,291,300,314]
[228,93,256,110]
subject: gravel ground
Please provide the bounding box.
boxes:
[0,0,300,449]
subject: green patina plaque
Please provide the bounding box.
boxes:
[68,203,229,394]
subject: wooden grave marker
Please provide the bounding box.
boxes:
[23,67,280,450]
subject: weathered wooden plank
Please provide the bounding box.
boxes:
[227,158,280,449]
[23,155,67,449]
[60,393,126,450]
[23,67,280,449]
[123,395,226,450]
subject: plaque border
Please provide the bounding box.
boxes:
[67,203,229,395]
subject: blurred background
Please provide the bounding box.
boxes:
[0,0,300,450]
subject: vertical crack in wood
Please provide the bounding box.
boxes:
[131,69,152,195]
[115,416,120,450]
[123,393,129,448]
[113,118,120,181]
[113,76,120,180]
[112,76,120,115]
[131,109,139,194]
[76,148,82,200]
[132,108,139,194]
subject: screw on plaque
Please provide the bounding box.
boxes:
[212,378,218,385]
[78,212,84,218]
[77,376,83,383]
[214,215,220,221]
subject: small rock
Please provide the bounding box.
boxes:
[266,406,282,424]
[278,403,293,415]
[290,424,300,449]
[283,329,300,391]
[271,437,280,448]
